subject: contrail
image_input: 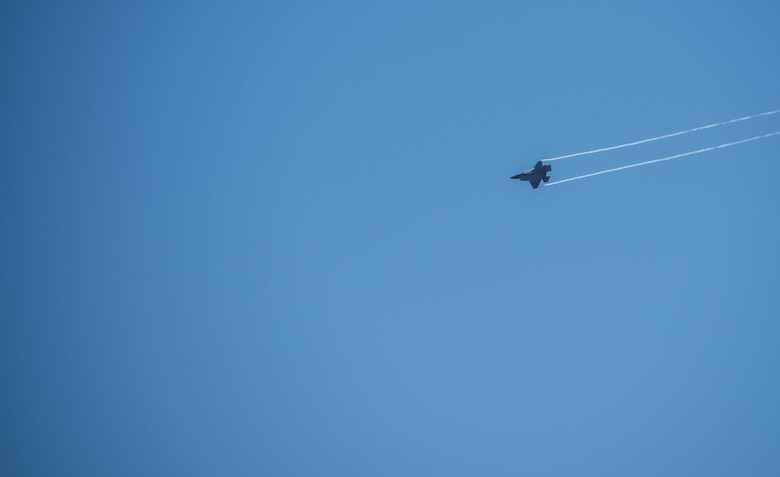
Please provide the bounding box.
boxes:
[545,131,780,187]
[543,109,780,162]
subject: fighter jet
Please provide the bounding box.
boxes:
[511,161,551,189]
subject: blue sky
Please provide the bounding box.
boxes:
[2,1,780,475]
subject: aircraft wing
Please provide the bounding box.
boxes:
[529,177,542,189]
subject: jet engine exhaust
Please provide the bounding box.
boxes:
[544,131,780,186]
[543,109,780,163]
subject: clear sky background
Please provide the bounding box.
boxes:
[3,1,780,475]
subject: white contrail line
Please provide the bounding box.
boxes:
[545,131,780,187]
[543,109,780,162]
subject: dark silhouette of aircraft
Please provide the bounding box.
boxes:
[511,161,551,189]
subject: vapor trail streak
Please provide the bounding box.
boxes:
[543,109,780,162]
[544,131,780,187]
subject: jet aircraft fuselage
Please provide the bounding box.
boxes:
[511,161,551,189]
